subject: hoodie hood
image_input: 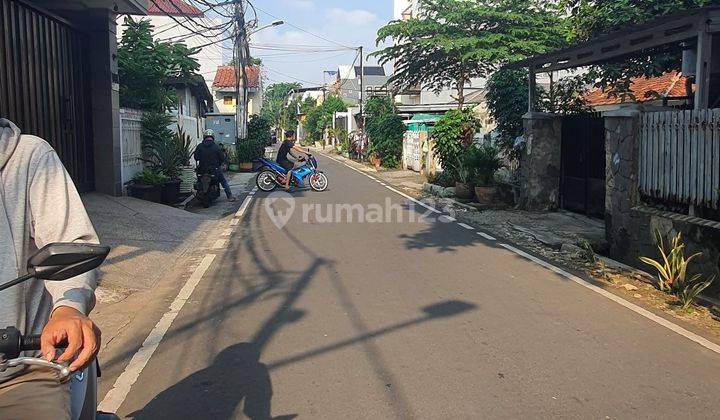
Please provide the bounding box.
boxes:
[0,119,20,170]
[202,138,214,146]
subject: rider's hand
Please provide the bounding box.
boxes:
[41,306,101,372]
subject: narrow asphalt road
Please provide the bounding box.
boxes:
[104,154,720,419]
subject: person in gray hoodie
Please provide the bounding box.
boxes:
[0,119,100,418]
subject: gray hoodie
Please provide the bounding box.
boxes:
[0,119,98,338]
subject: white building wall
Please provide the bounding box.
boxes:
[116,14,225,92]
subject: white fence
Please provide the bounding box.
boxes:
[640,110,720,209]
[120,109,204,188]
[119,108,144,186]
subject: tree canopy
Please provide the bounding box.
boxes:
[372,0,566,107]
[260,82,301,131]
[118,16,201,112]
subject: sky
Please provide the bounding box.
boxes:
[244,0,393,88]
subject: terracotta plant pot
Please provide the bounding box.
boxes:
[239,162,253,171]
[455,182,473,199]
[369,155,382,169]
[474,185,496,204]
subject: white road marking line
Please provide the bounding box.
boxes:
[497,243,720,355]
[98,254,217,413]
[477,232,497,241]
[235,196,253,217]
[457,222,474,230]
[439,215,456,222]
[221,228,233,237]
[212,239,228,249]
[230,218,239,226]
[319,151,442,216]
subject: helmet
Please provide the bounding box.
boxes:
[203,129,215,139]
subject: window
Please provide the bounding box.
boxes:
[223,96,233,105]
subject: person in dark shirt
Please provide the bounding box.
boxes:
[276,130,309,190]
[194,130,235,201]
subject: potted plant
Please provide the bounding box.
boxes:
[141,113,183,203]
[175,127,196,194]
[236,139,264,171]
[129,169,167,203]
[465,143,503,204]
[453,157,473,200]
[225,146,240,172]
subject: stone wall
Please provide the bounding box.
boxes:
[519,112,562,211]
[604,106,720,296]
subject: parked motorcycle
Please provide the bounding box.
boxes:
[194,168,221,208]
[0,242,112,419]
[255,155,329,192]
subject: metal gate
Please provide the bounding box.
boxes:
[0,0,93,191]
[560,114,606,218]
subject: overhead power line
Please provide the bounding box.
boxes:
[252,4,354,50]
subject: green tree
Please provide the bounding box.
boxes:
[562,0,718,96]
[261,82,301,131]
[365,97,405,168]
[301,96,347,144]
[118,16,201,112]
[372,0,566,108]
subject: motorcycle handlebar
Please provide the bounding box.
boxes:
[21,334,41,351]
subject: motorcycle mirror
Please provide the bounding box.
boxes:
[27,243,110,281]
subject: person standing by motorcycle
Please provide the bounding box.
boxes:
[0,119,101,419]
[194,129,235,202]
[276,130,310,191]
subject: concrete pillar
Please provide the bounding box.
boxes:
[519,112,562,210]
[603,106,644,259]
[88,10,122,196]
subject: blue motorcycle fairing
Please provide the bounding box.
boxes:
[257,158,313,188]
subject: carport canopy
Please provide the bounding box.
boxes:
[505,6,720,111]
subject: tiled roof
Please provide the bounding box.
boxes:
[212,66,261,89]
[584,71,690,106]
[147,0,204,17]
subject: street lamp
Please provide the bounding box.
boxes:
[248,20,284,36]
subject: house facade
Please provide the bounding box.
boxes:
[332,65,390,106]
[116,0,225,92]
[211,66,263,115]
[1,0,147,196]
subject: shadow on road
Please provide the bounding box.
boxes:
[126,194,478,419]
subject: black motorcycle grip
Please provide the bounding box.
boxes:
[20,335,68,351]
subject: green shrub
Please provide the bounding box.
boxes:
[365,97,405,168]
[132,169,168,186]
[141,112,182,179]
[236,139,265,162]
[463,143,503,186]
[640,230,715,311]
[431,108,482,180]
[247,114,272,146]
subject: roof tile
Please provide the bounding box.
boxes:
[212,66,260,89]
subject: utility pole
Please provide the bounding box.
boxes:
[234,0,249,142]
[358,46,364,132]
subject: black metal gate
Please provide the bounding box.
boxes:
[0,0,93,191]
[560,114,606,218]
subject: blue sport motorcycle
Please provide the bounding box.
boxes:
[255,155,329,192]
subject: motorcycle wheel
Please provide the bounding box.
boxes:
[309,172,329,192]
[256,170,278,192]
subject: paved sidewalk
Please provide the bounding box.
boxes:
[83,171,255,353]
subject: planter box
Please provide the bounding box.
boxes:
[179,166,195,194]
[161,180,181,204]
[239,162,253,171]
[228,163,240,172]
[129,184,162,203]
